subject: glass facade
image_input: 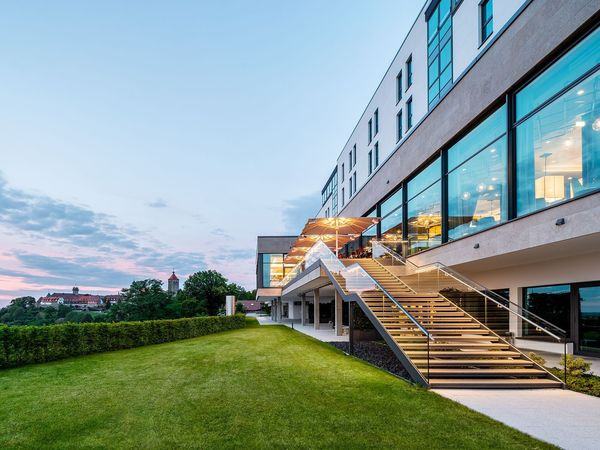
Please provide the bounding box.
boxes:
[447,105,508,240]
[516,27,600,121]
[579,285,600,355]
[407,158,441,255]
[523,284,571,338]
[261,253,286,288]
[427,0,452,107]
[516,68,600,216]
[344,25,600,258]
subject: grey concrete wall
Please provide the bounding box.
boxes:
[256,236,297,254]
[340,0,600,217]
[256,236,297,289]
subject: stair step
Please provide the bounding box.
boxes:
[413,359,533,367]
[406,350,522,358]
[427,368,548,377]
[399,343,510,350]
[428,378,563,389]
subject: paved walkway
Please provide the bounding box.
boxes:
[434,388,600,450]
[255,315,348,342]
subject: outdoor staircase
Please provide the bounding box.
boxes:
[333,258,563,389]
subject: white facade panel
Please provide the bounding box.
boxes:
[453,0,526,79]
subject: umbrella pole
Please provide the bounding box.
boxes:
[336,229,338,258]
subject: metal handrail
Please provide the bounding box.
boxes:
[373,240,567,342]
[343,263,434,341]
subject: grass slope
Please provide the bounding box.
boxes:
[0,322,554,449]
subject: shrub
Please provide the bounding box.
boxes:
[0,315,246,369]
[560,354,592,377]
[528,352,546,367]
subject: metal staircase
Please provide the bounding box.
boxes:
[288,239,567,388]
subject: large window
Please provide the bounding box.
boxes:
[407,97,413,131]
[368,150,373,175]
[427,0,452,107]
[407,158,442,255]
[381,187,403,237]
[406,55,413,88]
[447,105,508,240]
[523,285,571,338]
[516,27,600,121]
[516,68,600,216]
[261,254,285,287]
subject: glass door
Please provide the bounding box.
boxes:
[577,284,600,356]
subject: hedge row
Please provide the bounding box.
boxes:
[0,314,246,369]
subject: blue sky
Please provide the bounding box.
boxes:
[0,1,422,305]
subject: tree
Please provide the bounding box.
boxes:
[107,279,172,322]
[184,270,229,316]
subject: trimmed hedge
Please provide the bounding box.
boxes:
[0,314,246,369]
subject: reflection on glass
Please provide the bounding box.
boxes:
[516,27,600,121]
[407,158,441,199]
[516,70,600,216]
[262,253,286,287]
[579,286,600,355]
[381,207,403,240]
[380,187,403,217]
[448,137,507,240]
[447,105,506,171]
[407,180,441,255]
[523,285,571,337]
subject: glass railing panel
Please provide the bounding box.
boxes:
[372,240,567,342]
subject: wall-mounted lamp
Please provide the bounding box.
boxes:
[555,218,566,226]
[473,243,480,249]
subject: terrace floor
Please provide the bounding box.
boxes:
[254,314,349,342]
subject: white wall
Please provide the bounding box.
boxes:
[453,0,526,77]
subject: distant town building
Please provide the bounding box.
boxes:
[168,271,179,295]
[37,287,112,309]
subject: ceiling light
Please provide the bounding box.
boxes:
[577,89,585,96]
[490,148,496,153]
[564,139,573,147]
[593,117,600,132]
[575,120,586,128]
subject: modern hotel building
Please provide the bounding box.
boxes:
[257,0,600,381]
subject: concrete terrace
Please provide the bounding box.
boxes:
[255,315,349,342]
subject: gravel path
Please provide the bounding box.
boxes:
[329,341,409,380]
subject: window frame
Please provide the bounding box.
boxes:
[480,0,493,45]
[406,55,413,89]
[396,71,403,104]
[396,110,403,142]
[406,97,413,131]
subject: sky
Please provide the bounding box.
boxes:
[0,0,422,306]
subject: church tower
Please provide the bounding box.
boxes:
[168,270,179,295]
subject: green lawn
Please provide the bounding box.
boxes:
[0,321,554,449]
